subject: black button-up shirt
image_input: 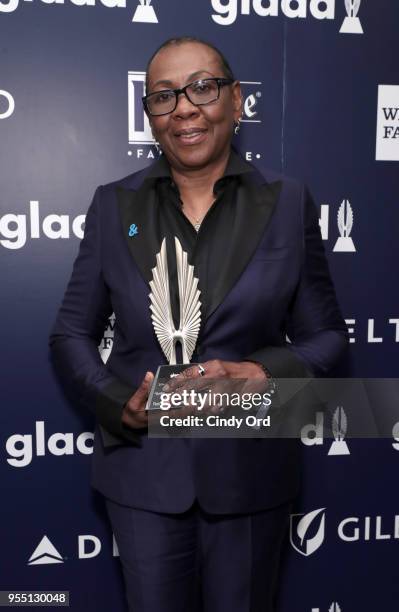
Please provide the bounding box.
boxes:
[145,148,254,337]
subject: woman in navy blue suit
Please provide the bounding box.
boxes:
[50,36,347,612]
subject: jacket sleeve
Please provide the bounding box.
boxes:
[246,184,348,378]
[49,186,141,445]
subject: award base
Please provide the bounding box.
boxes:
[146,364,199,411]
[339,17,363,34]
[333,236,356,252]
[132,5,158,23]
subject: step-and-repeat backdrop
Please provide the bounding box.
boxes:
[1,2,398,610]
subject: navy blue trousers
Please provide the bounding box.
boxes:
[105,497,291,612]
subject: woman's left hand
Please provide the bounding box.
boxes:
[163,360,269,414]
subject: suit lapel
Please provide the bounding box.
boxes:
[116,181,161,284]
[205,175,282,320]
[117,168,282,325]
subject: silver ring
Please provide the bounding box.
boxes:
[198,364,206,377]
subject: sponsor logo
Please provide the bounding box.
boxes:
[211,0,336,26]
[211,0,364,32]
[301,407,350,456]
[339,0,362,33]
[28,536,64,565]
[5,421,93,468]
[99,313,115,363]
[0,0,128,14]
[333,200,355,252]
[392,421,399,451]
[132,0,157,23]
[0,200,85,250]
[376,85,399,161]
[239,81,262,124]
[28,534,120,564]
[290,508,326,556]
[128,71,154,146]
[0,89,15,119]
[291,509,399,555]
[127,73,262,156]
[318,200,356,252]
[345,318,399,344]
[312,605,342,612]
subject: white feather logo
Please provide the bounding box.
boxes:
[332,406,347,441]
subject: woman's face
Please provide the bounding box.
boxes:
[146,42,242,172]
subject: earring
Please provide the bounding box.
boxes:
[234,119,241,135]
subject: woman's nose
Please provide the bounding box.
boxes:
[173,91,200,117]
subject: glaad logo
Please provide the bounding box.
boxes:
[290,508,326,556]
[28,534,120,564]
[318,200,356,253]
[0,89,15,119]
[333,200,355,252]
[301,407,350,455]
[0,201,85,250]
[376,85,399,161]
[28,536,64,565]
[329,407,350,455]
[0,0,126,14]
[5,421,94,468]
[339,0,362,34]
[211,0,335,26]
[132,0,157,23]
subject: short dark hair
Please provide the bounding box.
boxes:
[145,36,235,93]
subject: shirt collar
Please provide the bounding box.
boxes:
[144,147,254,183]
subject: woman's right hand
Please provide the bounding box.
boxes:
[121,371,154,430]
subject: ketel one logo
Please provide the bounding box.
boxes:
[132,0,157,22]
[290,507,326,556]
[28,536,64,565]
[301,407,350,456]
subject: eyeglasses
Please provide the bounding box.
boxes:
[142,77,234,116]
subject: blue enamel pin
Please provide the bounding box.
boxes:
[128,223,138,237]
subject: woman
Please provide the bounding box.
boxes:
[50,36,347,612]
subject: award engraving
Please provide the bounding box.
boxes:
[132,0,158,23]
[147,237,202,410]
[340,0,363,34]
[333,199,356,252]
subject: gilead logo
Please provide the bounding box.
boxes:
[5,421,94,467]
[211,0,335,26]
[0,201,85,249]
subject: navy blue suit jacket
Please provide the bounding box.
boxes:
[49,153,348,513]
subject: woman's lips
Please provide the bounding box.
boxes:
[174,128,207,145]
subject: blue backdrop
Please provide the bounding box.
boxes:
[1,1,398,610]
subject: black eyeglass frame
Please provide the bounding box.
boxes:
[142,77,235,116]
